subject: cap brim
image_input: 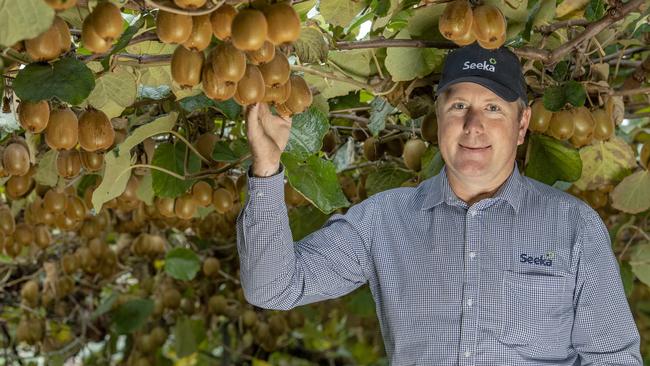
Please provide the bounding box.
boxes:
[436,76,519,102]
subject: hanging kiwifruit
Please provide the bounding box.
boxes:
[56,149,81,179]
[195,132,219,161]
[213,188,233,214]
[156,10,193,44]
[34,224,52,249]
[202,66,237,101]
[264,3,301,45]
[454,27,476,46]
[174,0,207,9]
[529,99,553,133]
[284,75,312,114]
[46,107,78,150]
[274,102,293,117]
[78,108,115,152]
[547,109,575,140]
[363,137,383,161]
[25,19,64,61]
[3,142,30,177]
[175,194,198,220]
[230,9,268,51]
[471,4,506,49]
[21,280,39,307]
[210,43,246,82]
[82,2,123,53]
[80,150,104,171]
[234,64,265,106]
[45,0,78,10]
[203,257,221,277]
[171,45,204,87]
[5,173,34,200]
[18,100,50,133]
[591,108,614,140]
[155,197,176,218]
[247,41,275,65]
[262,80,292,104]
[321,130,338,154]
[54,17,71,54]
[43,189,67,214]
[403,139,427,171]
[640,141,650,169]
[210,4,237,41]
[569,106,595,148]
[192,181,213,207]
[0,207,15,234]
[438,0,473,42]
[421,112,438,143]
[183,15,212,51]
[81,16,111,53]
[65,195,87,222]
[259,52,290,87]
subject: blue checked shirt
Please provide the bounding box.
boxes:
[236,163,642,365]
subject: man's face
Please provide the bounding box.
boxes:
[436,82,530,184]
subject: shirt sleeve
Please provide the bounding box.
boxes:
[572,209,642,365]
[236,165,374,310]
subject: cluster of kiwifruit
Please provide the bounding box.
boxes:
[529,99,616,148]
[22,16,71,62]
[362,135,429,172]
[438,0,507,49]
[81,2,124,53]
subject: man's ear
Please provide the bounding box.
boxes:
[517,107,531,145]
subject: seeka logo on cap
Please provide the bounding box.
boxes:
[462,60,496,72]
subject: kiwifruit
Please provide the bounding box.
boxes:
[284,182,306,206]
[547,110,574,140]
[202,257,220,277]
[471,4,506,49]
[3,142,30,176]
[34,225,52,248]
[640,141,650,169]
[231,9,268,51]
[591,108,614,140]
[438,0,473,41]
[217,174,238,198]
[156,10,193,44]
[264,3,301,45]
[155,197,176,218]
[174,0,207,9]
[192,181,213,207]
[25,19,63,61]
[61,253,78,274]
[56,149,81,178]
[16,318,32,344]
[46,107,78,150]
[78,108,115,152]
[14,223,34,246]
[570,133,592,149]
[66,195,87,221]
[183,15,212,51]
[43,189,67,214]
[174,194,197,220]
[454,27,476,46]
[45,0,78,10]
[213,188,233,214]
[210,43,246,82]
[284,75,312,114]
[88,238,106,259]
[80,150,104,171]
[383,138,405,157]
[529,99,553,133]
[81,16,111,53]
[195,133,219,161]
[54,16,71,54]
[202,66,237,101]
[262,80,292,104]
[242,309,257,328]
[5,173,34,200]
[150,326,168,346]
[259,52,290,87]
[322,130,338,154]
[210,4,237,41]
[421,112,438,143]
[18,100,49,133]
[403,139,427,171]
[234,64,265,105]
[21,280,39,307]
[119,174,140,202]
[90,2,123,41]
[268,314,288,337]
[569,106,595,147]
[363,137,383,161]
[162,288,181,309]
[171,45,204,88]
[246,41,275,65]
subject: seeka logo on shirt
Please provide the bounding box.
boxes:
[520,252,554,267]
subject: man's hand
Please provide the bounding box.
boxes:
[246,103,292,177]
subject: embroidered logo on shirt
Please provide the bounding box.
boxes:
[520,253,553,266]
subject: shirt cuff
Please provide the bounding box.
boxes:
[244,164,286,213]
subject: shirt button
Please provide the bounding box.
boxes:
[467,298,473,307]
[469,251,476,259]
[464,351,471,358]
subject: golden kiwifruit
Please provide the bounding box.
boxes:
[403,139,427,171]
[25,19,63,61]
[54,16,71,54]
[192,181,213,207]
[119,174,140,202]
[640,141,650,169]
[78,108,114,152]
[6,174,34,200]
[274,102,292,117]
[90,2,123,41]
[529,99,553,133]
[454,27,476,46]
[18,100,49,133]
[150,326,168,347]
[80,150,104,171]
[247,41,275,65]
[285,75,312,114]
[213,188,233,214]
[471,4,506,49]
[264,3,301,45]
[284,182,306,206]
[231,9,268,51]
[591,108,614,140]
[171,45,204,88]
[46,107,78,150]
[14,223,34,246]
[43,189,67,214]
[183,15,212,51]
[202,257,220,277]
[570,133,592,149]
[56,211,80,231]
[45,0,78,10]
[234,64,265,105]
[195,132,219,161]
[262,81,292,104]
[569,106,595,147]
[363,137,383,161]
[174,0,207,9]
[34,225,52,249]
[210,43,246,82]
[242,309,257,327]
[174,194,197,220]
[82,18,111,53]
[421,112,438,143]
[61,253,78,274]
[217,174,237,198]
[56,149,81,178]
[155,196,176,218]
[202,66,237,101]
[156,10,193,44]
[438,0,473,41]
[210,4,237,41]
[21,280,39,307]
[547,109,574,140]
[162,288,181,309]
[3,142,30,177]
[259,52,290,87]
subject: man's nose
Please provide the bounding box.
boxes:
[463,108,484,135]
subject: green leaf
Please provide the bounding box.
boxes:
[524,134,582,185]
[368,98,395,136]
[165,247,201,281]
[92,293,118,321]
[0,0,54,47]
[174,317,206,358]
[420,145,444,180]
[179,93,215,112]
[151,142,200,198]
[303,66,360,99]
[630,242,650,287]
[333,138,355,172]
[585,0,606,21]
[620,261,635,298]
[328,50,373,78]
[121,112,178,152]
[365,165,414,196]
[111,299,154,334]
[91,151,133,212]
[289,205,331,241]
[294,27,329,64]
[574,137,637,190]
[214,99,242,120]
[286,107,330,158]
[77,174,100,198]
[282,153,350,214]
[610,170,650,214]
[319,0,367,27]
[345,287,376,317]
[564,80,586,107]
[552,61,569,81]
[136,173,154,205]
[211,141,239,162]
[33,149,58,187]
[86,67,137,118]
[14,58,95,105]
[542,85,565,112]
[385,30,445,81]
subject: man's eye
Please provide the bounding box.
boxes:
[452,103,466,110]
[487,104,501,112]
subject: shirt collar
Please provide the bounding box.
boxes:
[421,163,523,213]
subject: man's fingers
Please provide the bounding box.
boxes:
[246,103,260,128]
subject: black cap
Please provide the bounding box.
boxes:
[436,43,527,103]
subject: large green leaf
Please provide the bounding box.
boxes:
[610,170,650,214]
[573,137,636,190]
[289,205,331,241]
[385,30,445,81]
[286,107,330,158]
[136,173,154,206]
[179,94,242,120]
[174,317,206,358]
[303,66,362,99]
[151,142,200,198]
[368,98,394,136]
[630,242,650,287]
[524,134,582,185]
[13,58,95,105]
[294,27,329,64]
[420,145,444,180]
[319,0,367,27]
[365,165,414,196]
[121,112,178,152]
[33,149,58,187]
[165,247,201,281]
[111,299,154,334]
[0,0,54,47]
[282,153,350,214]
[86,67,137,118]
[328,50,373,78]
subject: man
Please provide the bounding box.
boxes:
[236,43,642,365]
